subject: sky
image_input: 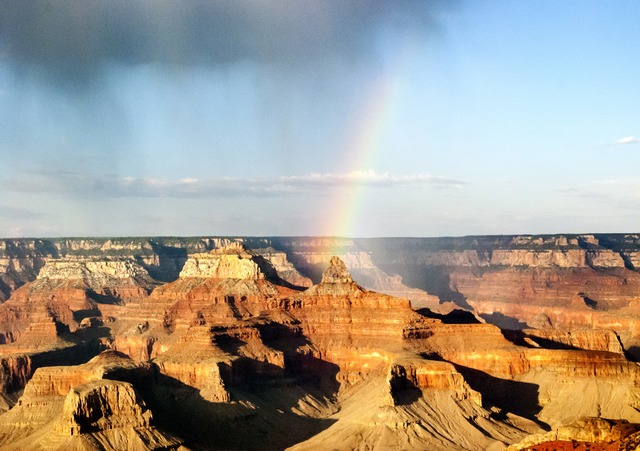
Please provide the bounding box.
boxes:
[1,0,639,238]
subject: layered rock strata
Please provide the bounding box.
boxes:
[0,257,154,345]
[0,351,181,450]
[0,238,639,449]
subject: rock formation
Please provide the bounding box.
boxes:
[254,247,313,288]
[0,257,153,350]
[507,417,640,450]
[0,351,181,450]
[0,236,639,449]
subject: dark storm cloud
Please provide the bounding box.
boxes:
[0,0,452,86]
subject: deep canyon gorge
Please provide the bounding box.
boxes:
[0,235,639,449]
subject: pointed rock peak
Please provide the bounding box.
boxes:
[321,256,354,284]
[304,256,363,296]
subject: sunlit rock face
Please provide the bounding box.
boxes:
[231,235,640,357]
[257,247,313,288]
[287,257,428,385]
[14,257,154,306]
[388,358,482,405]
[0,257,153,349]
[145,243,300,330]
[179,241,269,280]
[56,380,153,434]
[0,351,182,450]
[507,417,640,450]
[303,256,359,297]
[1,236,640,449]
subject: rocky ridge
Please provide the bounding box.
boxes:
[507,417,640,450]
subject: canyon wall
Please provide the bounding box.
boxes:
[3,233,640,353]
[0,235,639,448]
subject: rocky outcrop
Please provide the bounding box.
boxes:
[56,380,153,434]
[0,344,105,408]
[303,256,360,297]
[179,242,270,279]
[410,318,640,381]
[108,245,301,406]
[287,250,439,307]
[0,237,288,300]
[508,417,640,450]
[0,239,149,301]
[452,267,639,311]
[623,251,640,270]
[257,247,313,288]
[154,358,231,403]
[286,258,433,386]
[14,256,154,306]
[20,351,152,399]
[520,328,624,354]
[489,249,588,268]
[388,357,481,404]
[37,258,151,283]
[145,245,300,331]
[0,257,154,347]
[0,350,181,450]
[481,249,623,269]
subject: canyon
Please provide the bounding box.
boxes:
[0,234,638,449]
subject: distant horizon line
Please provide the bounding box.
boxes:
[0,232,637,241]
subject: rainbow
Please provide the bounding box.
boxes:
[325,40,413,244]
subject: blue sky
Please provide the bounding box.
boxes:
[1,0,639,238]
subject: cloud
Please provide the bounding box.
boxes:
[0,1,454,87]
[281,170,467,188]
[5,169,466,199]
[613,136,639,145]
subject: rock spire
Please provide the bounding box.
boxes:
[321,256,354,285]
